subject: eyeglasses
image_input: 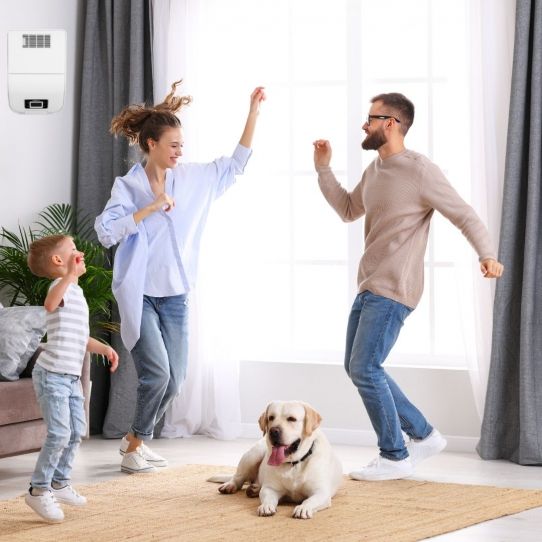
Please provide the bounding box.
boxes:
[366,114,401,125]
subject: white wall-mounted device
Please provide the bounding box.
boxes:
[8,30,67,114]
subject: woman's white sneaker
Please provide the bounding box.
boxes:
[119,436,168,467]
[349,455,414,481]
[121,448,157,474]
[25,489,64,523]
[407,429,447,466]
[52,484,87,506]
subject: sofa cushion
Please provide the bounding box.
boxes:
[0,306,46,381]
[0,379,43,425]
[0,419,46,458]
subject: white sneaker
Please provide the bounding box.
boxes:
[349,456,414,481]
[52,484,87,506]
[121,448,157,474]
[119,436,168,467]
[25,490,64,523]
[407,429,447,466]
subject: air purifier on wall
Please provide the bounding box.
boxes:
[7,30,67,114]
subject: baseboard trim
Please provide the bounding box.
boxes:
[241,423,479,454]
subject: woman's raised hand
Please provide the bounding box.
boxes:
[249,86,266,115]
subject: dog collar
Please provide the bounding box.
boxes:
[287,442,315,466]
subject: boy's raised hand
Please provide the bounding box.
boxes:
[68,252,86,278]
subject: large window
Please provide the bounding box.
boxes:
[188,0,475,368]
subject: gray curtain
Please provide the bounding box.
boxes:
[477,0,542,464]
[76,0,153,435]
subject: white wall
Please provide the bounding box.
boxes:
[0,1,483,449]
[0,0,83,232]
[240,362,481,452]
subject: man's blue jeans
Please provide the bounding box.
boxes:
[345,291,432,460]
[130,294,189,441]
[31,364,87,489]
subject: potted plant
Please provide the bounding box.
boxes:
[0,203,118,338]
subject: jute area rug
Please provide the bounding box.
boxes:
[2,464,542,542]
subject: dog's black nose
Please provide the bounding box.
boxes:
[269,427,281,445]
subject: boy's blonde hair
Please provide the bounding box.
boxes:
[27,234,71,278]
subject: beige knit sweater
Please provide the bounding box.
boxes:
[317,149,496,308]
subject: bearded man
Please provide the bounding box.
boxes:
[313,93,503,481]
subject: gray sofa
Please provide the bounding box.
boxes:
[0,349,91,458]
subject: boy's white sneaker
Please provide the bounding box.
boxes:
[119,436,168,467]
[121,448,157,474]
[407,429,447,466]
[52,484,87,506]
[25,490,64,523]
[349,456,414,481]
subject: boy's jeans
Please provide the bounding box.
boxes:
[31,364,86,489]
[345,291,433,461]
[130,294,189,441]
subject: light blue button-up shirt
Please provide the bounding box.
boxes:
[95,144,252,351]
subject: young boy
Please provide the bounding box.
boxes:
[26,234,119,522]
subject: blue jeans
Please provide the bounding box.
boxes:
[345,291,432,460]
[130,294,189,440]
[30,364,87,489]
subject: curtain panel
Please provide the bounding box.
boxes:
[478,0,542,464]
[76,0,153,434]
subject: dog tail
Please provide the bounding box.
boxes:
[206,474,232,484]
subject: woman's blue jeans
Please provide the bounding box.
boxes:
[345,291,432,460]
[130,294,189,441]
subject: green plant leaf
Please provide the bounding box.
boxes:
[0,203,118,340]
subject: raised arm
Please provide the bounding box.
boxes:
[44,254,84,312]
[313,139,365,222]
[239,87,266,149]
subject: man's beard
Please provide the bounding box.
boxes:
[361,130,386,150]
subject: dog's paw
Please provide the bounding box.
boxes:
[257,503,277,516]
[218,481,238,494]
[292,504,314,519]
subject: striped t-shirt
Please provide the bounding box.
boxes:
[37,279,90,377]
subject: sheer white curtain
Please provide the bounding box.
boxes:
[151,0,242,439]
[465,0,515,416]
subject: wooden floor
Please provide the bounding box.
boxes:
[1,436,542,540]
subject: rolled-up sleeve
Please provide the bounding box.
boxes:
[94,180,139,249]
[212,143,252,198]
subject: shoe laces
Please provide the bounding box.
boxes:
[133,446,151,464]
[42,491,60,509]
[134,446,145,458]
[65,485,81,498]
[366,456,382,468]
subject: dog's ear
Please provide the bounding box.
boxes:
[303,403,322,436]
[258,405,269,435]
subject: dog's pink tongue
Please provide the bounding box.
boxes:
[268,445,288,466]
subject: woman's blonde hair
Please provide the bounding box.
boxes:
[110,80,192,152]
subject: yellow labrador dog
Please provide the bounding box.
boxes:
[209,401,342,519]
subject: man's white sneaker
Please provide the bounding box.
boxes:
[52,484,87,506]
[349,456,414,481]
[121,448,157,474]
[25,490,64,523]
[119,436,168,467]
[407,429,447,466]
